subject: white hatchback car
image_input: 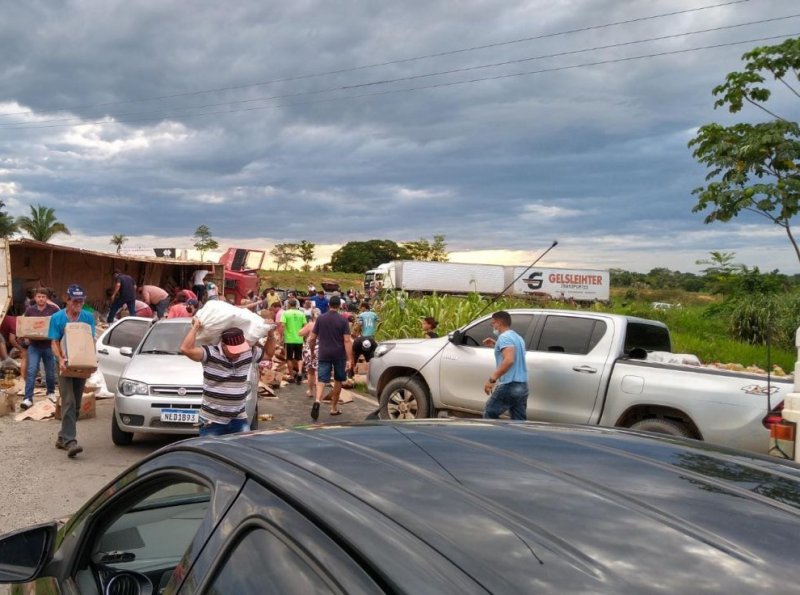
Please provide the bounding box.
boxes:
[96,317,259,445]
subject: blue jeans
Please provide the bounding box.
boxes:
[26,343,56,400]
[199,417,249,437]
[484,381,528,421]
[107,297,137,322]
[154,297,171,319]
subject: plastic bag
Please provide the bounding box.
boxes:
[194,300,275,346]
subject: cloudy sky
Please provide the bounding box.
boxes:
[0,0,798,272]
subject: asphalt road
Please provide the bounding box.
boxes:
[0,382,378,536]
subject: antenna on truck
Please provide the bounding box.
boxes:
[364,240,559,420]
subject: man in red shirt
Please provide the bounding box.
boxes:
[0,313,20,370]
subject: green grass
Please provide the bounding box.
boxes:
[257,270,364,293]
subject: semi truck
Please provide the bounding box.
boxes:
[364,260,609,301]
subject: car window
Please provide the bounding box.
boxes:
[535,316,607,355]
[625,321,671,353]
[206,526,336,594]
[139,321,192,353]
[74,481,211,595]
[461,315,533,348]
[102,319,150,349]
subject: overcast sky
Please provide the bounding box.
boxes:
[0,0,798,272]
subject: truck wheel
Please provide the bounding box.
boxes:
[629,418,692,439]
[379,377,430,420]
[111,410,134,446]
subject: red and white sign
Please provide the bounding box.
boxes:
[512,267,610,301]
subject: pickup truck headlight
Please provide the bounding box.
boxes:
[119,379,149,396]
[373,343,395,358]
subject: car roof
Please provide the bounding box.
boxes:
[166,421,800,592]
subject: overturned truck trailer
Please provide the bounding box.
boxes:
[1,239,215,316]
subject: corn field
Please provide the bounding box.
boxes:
[374,292,533,340]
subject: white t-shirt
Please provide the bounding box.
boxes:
[193,270,210,285]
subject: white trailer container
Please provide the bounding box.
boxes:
[378,261,507,294]
[510,267,610,301]
[365,260,610,300]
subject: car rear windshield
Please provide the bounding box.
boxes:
[140,321,192,353]
[624,321,671,354]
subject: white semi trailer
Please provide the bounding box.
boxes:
[364,261,609,301]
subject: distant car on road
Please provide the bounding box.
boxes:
[96,317,258,445]
[2,420,800,593]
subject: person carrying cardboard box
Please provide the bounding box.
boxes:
[20,287,60,409]
[49,285,96,458]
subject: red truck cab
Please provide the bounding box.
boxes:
[219,247,265,304]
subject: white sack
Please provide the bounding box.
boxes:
[194,300,275,346]
[646,351,701,366]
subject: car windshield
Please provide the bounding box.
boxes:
[139,322,191,355]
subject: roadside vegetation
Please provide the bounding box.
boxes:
[255,251,800,373]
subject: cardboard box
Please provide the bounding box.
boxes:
[16,316,52,340]
[55,392,96,420]
[62,322,98,378]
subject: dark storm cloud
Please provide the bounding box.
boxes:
[0,0,797,271]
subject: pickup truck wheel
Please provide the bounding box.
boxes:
[111,410,134,446]
[379,377,430,420]
[629,418,692,438]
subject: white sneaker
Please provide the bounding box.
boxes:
[46,393,57,404]
[20,398,33,410]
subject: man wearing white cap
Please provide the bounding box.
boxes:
[181,320,275,436]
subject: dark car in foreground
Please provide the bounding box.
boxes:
[2,421,800,593]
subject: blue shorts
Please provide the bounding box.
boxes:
[318,359,347,383]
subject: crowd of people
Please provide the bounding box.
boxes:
[0,268,453,453]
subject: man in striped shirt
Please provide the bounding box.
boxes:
[181,320,275,436]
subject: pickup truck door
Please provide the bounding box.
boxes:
[439,314,536,412]
[527,314,613,424]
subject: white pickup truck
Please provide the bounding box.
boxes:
[367,309,790,453]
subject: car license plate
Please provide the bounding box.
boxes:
[160,409,199,424]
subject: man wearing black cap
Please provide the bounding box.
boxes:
[181,320,276,436]
[308,295,352,420]
[50,284,96,458]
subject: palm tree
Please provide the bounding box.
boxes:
[16,205,71,242]
[110,234,128,254]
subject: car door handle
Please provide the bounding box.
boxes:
[572,365,597,374]
[97,349,109,355]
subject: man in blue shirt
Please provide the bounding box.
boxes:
[482,311,528,421]
[313,289,329,314]
[106,270,137,323]
[50,284,96,458]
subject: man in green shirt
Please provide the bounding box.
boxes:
[281,298,307,384]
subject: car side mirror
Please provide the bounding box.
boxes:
[449,330,464,345]
[120,347,134,357]
[0,522,57,583]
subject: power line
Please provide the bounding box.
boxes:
[3,14,795,130]
[6,32,796,132]
[0,0,757,119]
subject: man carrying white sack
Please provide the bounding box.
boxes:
[181,319,276,437]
